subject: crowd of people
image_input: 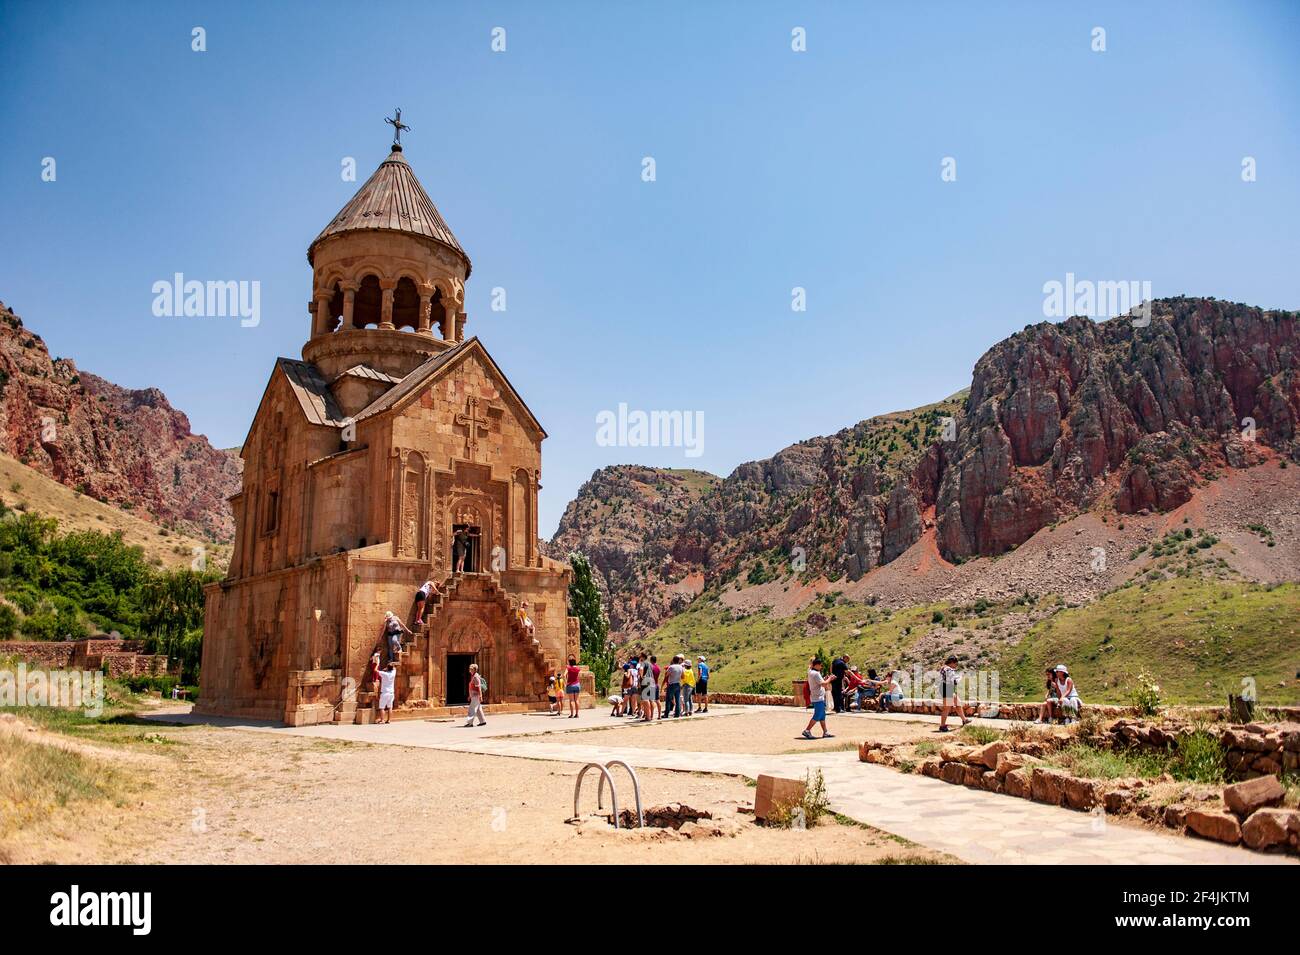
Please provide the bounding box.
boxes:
[589,652,712,722]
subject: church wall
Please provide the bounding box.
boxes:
[197,556,349,720]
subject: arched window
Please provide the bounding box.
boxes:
[393,276,420,332]
[354,274,382,328]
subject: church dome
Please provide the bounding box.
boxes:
[308,146,470,276]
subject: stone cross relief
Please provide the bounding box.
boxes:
[454,396,491,461]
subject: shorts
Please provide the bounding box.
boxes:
[812,699,827,721]
[547,695,557,703]
[378,692,394,710]
[566,684,581,695]
[696,680,708,695]
[1059,697,1080,714]
[414,589,427,602]
[941,682,958,701]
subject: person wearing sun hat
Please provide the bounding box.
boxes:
[695,656,710,713]
[1052,664,1081,724]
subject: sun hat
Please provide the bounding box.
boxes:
[1054,664,1069,674]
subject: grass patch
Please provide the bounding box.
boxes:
[0,731,124,837]
[958,724,1002,745]
[995,578,1300,705]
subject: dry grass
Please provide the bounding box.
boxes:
[0,452,229,570]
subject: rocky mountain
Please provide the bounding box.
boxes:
[0,301,241,541]
[552,298,1300,641]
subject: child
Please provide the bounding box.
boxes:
[801,658,836,740]
[1038,667,1059,723]
[376,660,397,724]
[547,671,562,715]
[938,654,971,732]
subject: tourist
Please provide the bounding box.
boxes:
[801,657,835,739]
[639,652,655,722]
[518,599,535,638]
[565,656,582,718]
[608,691,623,716]
[627,658,643,718]
[831,653,850,713]
[381,611,411,665]
[938,654,971,732]
[696,656,710,713]
[620,662,635,717]
[376,660,397,724]
[882,669,904,711]
[841,666,868,711]
[1038,667,1059,723]
[547,670,563,715]
[681,658,696,715]
[1052,664,1081,724]
[662,655,684,719]
[649,654,661,720]
[464,662,487,727]
[859,668,883,711]
[453,528,468,574]
[413,578,441,626]
[368,650,382,691]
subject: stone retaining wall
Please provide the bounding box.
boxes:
[0,642,75,667]
[1110,718,1300,780]
[861,734,1300,856]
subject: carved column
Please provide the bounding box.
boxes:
[340,283,357,330]
[453,311,467,342]
[313,289,333,337]
[417,285,434,336]
[441,302,457,342]
[379,279,396,330]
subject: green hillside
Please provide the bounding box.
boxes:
[994,578,1300,706]
[646,579,1300,706]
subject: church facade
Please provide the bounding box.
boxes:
[196,134,587,725]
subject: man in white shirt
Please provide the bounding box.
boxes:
[801,657,836,740]
[376,661,397,724]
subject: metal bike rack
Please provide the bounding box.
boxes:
[573,762,620,828]
[597,759,645,829]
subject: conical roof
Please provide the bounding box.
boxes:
[309,147,469,272]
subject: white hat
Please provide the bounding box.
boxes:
[1054,664,1069,674]
[384,610,395,618]
[698,655,707,661]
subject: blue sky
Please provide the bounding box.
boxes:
[2,0,1298,537]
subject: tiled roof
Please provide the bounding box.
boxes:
[335,364,403,385]
[277,358,349,427]
[309,148,469,272]
[353,340,470,422]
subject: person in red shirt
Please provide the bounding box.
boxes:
[564,656,582,718]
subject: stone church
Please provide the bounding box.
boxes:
[197,130,587,725]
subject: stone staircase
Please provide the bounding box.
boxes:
[336,571,553,725]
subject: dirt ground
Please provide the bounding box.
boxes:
[528,708,946,755]
[0,714,954,865]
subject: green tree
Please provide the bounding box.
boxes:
[567,551,613,694]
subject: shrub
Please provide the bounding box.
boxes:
[1130,670,1162,716]
[1169,728,1226,784]
[738,677,779,695]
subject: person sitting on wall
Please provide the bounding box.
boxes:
[1051,664,1081,725]
[1038,667,1060,723]
[517,600,535,638]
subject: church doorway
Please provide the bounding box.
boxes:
[445,653,477,704]
[451,524,482,573]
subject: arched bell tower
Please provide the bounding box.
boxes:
[302,112,472,382]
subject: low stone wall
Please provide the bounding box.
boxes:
[709,692,800,707]
[2,639,172,677]
[0,642,75,667]
[1110,718,1300,780]
[861,735,1299,855]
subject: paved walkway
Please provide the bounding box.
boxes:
[151,707,1294,866]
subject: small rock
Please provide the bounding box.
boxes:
[1224,775,1285,817]
[1241,807,1299,851]
[1184,809,1242,845]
